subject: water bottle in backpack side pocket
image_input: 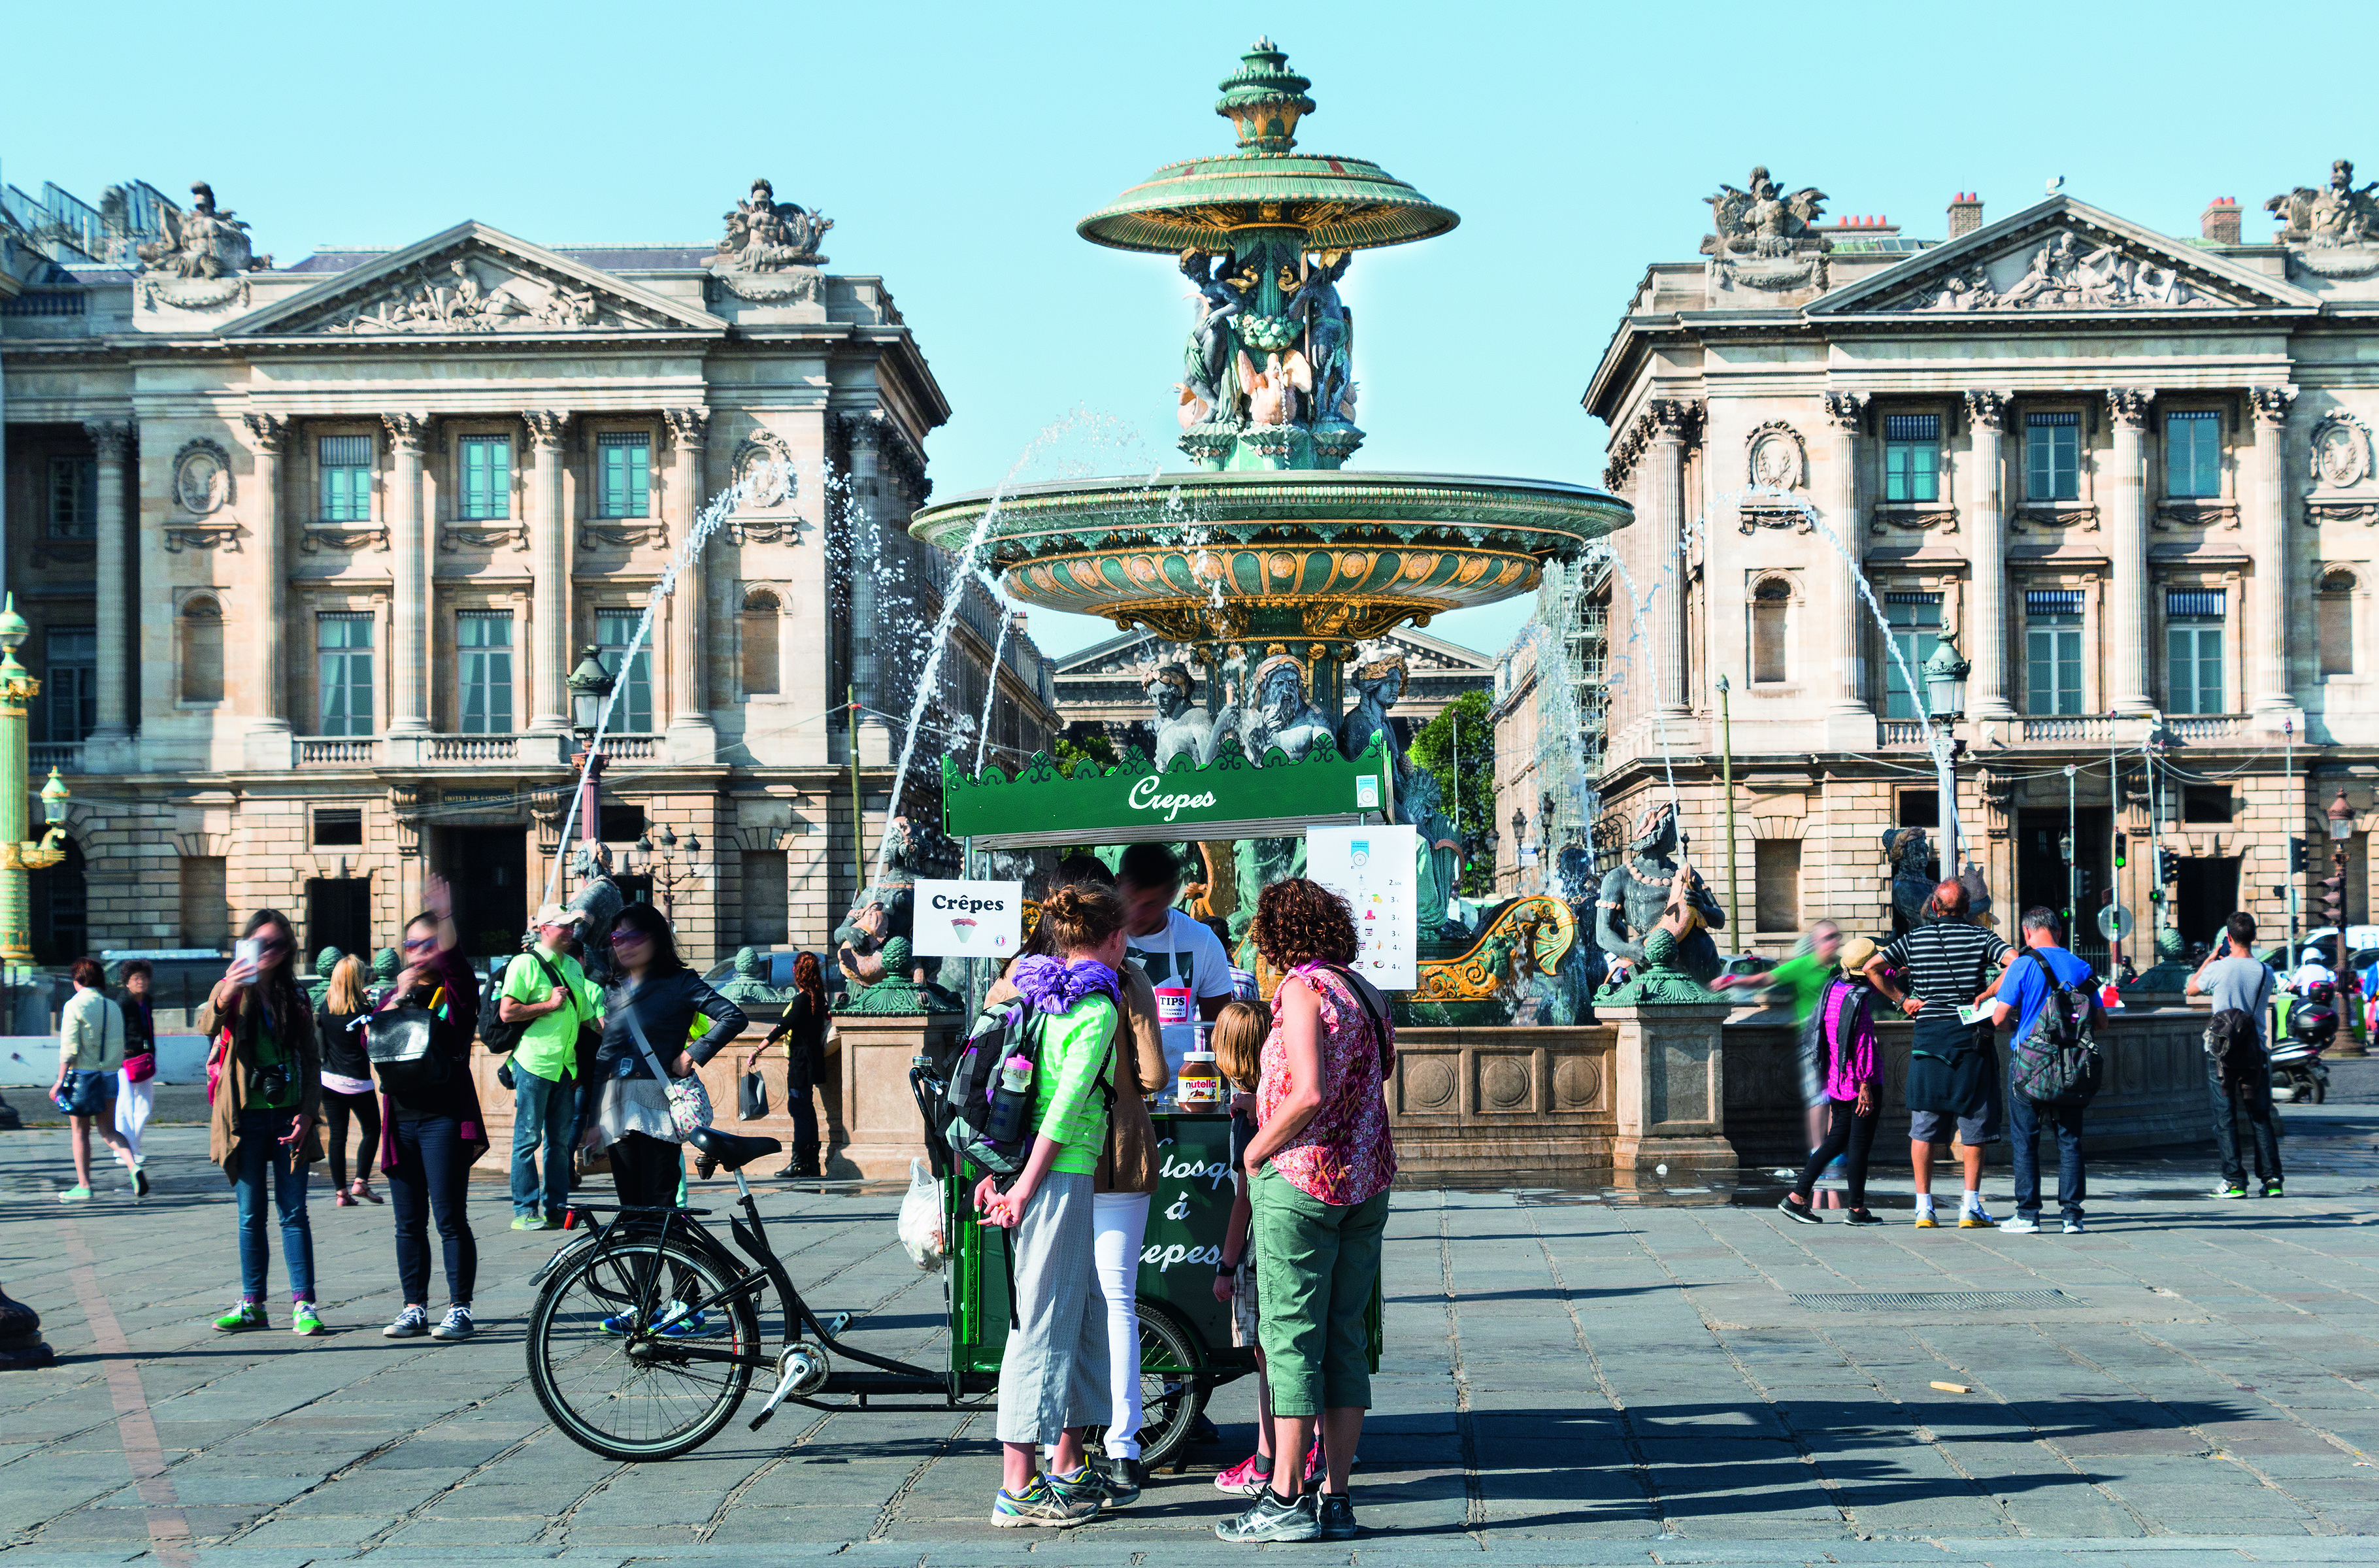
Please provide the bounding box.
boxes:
[983,1052,1035,1144]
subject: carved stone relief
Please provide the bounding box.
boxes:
[301,525,391,554]
[171,439,234,516]
[164,524,242,553]
[1739,421,1813,531]
[1898,229,2227,312]
[2307,411,2379,525]
[731,428,797,509]
[441,524,530,552]
[580,522,670,551]
[329,255,648,335]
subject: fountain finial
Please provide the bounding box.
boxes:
[1216,37,1315,154]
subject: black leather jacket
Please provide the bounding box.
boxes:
[596,969,746,1080]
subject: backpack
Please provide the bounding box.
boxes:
[2203,1007,2263,1086]
[2010,950,2103,1106]
[940,997,1111,1187]
[475,959,526,1056]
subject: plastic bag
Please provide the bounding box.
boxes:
[897,1158,946,1272]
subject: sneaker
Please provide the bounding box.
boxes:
[430,1305,473,1341]
[1216,1488,1320,1543]
[1093,1455,1143,1507]
[1844,1207,1884,1226]
[1913,1210,1938,1229]
[131,1165,150,1199]
[2062,1217,2086,1234]
[1775,1195,1822,1225]
[2214,1184,2249,1199]
[335,1190,356,1207]
[1046,1464,1114,1510]
[1214,1452,1274,1495]
[510,1214,545,1231]
[655,1301,710,1338]
[58,1186,91,1203]
[214,1302,267,1332]
[382,1305,428,1338]
[1305,1436,1325,1486]
[991,1475,1098,1528]
[2262,1180,2284,1199]
[291,1301,324,1337]
[1959,1208,1998,1229]
[1999,1215,2041,1234]
[1316,1491,1358,1542]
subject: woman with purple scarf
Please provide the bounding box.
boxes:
[975,882,1129,1530]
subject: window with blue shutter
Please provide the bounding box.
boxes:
[597,433,650,518]
[457,610,514,733]
[319,435,374,522]
[459,436,512,521]
[2025,589,2084,715]
[2165,410,2220,499]
[1884,414,1940,504]
[2165,589,2225,714]
[2025,412,2080,502]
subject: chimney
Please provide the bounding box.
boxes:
[2201,196,2241,245]
[1947,192,1984,239]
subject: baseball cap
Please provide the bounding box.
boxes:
[532,902,582,929]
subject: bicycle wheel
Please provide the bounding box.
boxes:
[1092,1299,1206,1471]
[528,1235,762,1461]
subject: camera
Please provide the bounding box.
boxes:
[252,1061,293,1102]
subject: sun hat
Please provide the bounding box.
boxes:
[1837,935,1878,974]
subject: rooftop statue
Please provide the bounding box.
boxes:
[1704,167,1831,259]
[136,182,263,278]
[718,178,833,271]
[2269,158,2379,248]
[1593,803,1723,986]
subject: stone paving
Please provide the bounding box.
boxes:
[3,1080,2378,1568]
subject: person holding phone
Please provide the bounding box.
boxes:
[205,910,325,1336]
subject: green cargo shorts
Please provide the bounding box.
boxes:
[1250,1163,1390,1418]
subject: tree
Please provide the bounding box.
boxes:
[1054,729,1119,778]
[1406,690,1497,895]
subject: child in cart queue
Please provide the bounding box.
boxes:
[1210,1001,1280,1495]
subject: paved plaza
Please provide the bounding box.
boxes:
[4,1082,2378,1568]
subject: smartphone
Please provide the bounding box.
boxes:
[235,937,261,982]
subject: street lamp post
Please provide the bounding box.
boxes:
[566,646,616,881]
[2326,788,2365,1056]
[1714,674,1739,942]
[0,598,70,977]
[1922,631,1971,880]
[629,824,706,923]
[1510,807,1528,893]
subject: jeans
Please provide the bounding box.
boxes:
[1251,1164,1389,1418]
[2208,1061,2283,1187]
[2009,1095,2086,1222]
[508,1067,578,1218]
[388,1116,476,1308]
[1792,1097,1878,1208]
[232,1108,315,1302]
[608,1131,684,1209]
[1090,1190,1152,1460]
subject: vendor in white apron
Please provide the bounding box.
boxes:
[1114,844,1237,1080]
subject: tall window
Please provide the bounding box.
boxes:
[42,629,97,742]
[2025,590,2084,715]
[458,435,512,521]
[595,610,654,731]
[48,456,96,539]
[2320,571,2357,678]
[2165,590,2225,714]
[317,612,374,735]
[1883,592,1943,720]
[1750,578,1790,684]
[597,433,650,518]
[2025,411,2080,501]
[741,590,780,695]
[1884,414,1940,503]
[456,610,514,733]
[2165,410,2221,499]
[179,597,224,704]
[319,434,373,522]
[1755,841,1803,933]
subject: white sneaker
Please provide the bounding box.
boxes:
[1999,1216,2040,1234]
[2062,1218,2085,1235]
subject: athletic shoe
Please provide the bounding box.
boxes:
[131,1165,150,1199]
[1959,1209,1997,1229]
[1844,1207,1884,1226]
[2062,1218,2086,1235]
[510,1214,546,1231]
[1092,1456,1144,1507]
[1776,1195,1822,1226]
[1216,1488,1320,1543]
[382,1305,428,1338]
[1913,1211,1938,1228]
[654,1301,710,1338]
[291,1301,324,1337]
[1316,1491,1359,1542]
[430,1306,473,1341]
[58,1186,90,1203]
[1046,1464,1114,1510]
[2262,1181,2284,1199]
[991,1476,1098,1528]
[2214,1184,2249,1199]
[1214,1452,1273,1495]
[1999,1216,2040,1234]
[213,1302,267,1332]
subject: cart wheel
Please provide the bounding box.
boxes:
[1090,1299,1207,1473]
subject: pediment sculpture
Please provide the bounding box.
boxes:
[2307,412,2379,526]
[2268,159,2379,278]
[1703,166,1831,292]
[709,178,833,303]
[327,256,640,334]
[1903,231,2221,312]
[134,182,269,312]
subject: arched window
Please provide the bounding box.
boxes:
[2320,569,2357,678]
[1750,578,1791,684]
[741,589,780,695]
[180,596,224,704]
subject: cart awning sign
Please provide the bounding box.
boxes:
[942,733,1395,849]
[912,879,1025,958]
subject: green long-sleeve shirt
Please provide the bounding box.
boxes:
[1764,951,1837,1026]
[1032,995,1117,1177]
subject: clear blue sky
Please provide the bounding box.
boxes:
[9,0,2358,658]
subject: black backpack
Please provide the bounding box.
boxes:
[2010,950,2104,1106]
[942,997,1109,1186]
[2204,1007,2263,1086]
[476,957,527,1055]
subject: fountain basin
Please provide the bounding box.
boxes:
[910,469,1628,642]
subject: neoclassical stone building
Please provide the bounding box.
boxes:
[1584,169,2379,962]
[0,176,1057,966]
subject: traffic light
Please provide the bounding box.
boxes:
[2073,867,2093,903]
[2114,832,2128,867]
[2157,846,2181,885]
[2289,837,2309,874]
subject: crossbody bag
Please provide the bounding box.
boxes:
[623,995,712,1139]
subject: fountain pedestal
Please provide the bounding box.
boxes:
[1597,1000,1739,1175]
[832,1010,963,1180]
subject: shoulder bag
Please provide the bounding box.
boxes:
[366,987,451,1093]
[624,993,712,1139]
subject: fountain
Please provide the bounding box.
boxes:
[910,39,1631,1022]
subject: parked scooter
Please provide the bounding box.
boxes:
[2271,977,2337,1105]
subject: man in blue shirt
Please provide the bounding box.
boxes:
[1990,907,2097,1235]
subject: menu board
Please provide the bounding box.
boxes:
[1305,824,1419,990]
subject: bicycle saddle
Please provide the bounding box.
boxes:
[683,1125,783,1172]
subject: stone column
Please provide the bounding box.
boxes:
[524,410,570,733]
[1820,392,1870,729]
[384,413,431,733]
[665,407,715,761]
[2249,385,2301,718]
[240,414,291,767]
[1964,392,2016,722]
[85,420,134,755]
[1644,399,1694,717]
[2106,388,2155,714]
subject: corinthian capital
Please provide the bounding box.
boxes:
[2251,384,2299,427]
[664,407,712,450]
[242,412,288,454]
[522,409,571,450]
[84,420,133,460]
[1821,390,1867,432]
[381,412,430,452]
[2107,388,2155,428]
[1963,390,2008,431]
[1648,397,1702,445]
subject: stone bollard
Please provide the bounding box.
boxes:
[1596,999,1738,1178]
[831,1010,963,1179]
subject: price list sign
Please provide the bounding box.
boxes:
[1305,824,1419,990]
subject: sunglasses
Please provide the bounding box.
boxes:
[401,937,436,952]
[607,929,650,947]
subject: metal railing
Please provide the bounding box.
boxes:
[297,737,378,765]
[2019,716,2112,743]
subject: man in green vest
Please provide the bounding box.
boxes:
[498,903,605,1231]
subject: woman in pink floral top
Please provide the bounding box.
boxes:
[1222,878,1395,1546]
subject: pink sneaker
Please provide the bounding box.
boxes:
[1213,1452,1273,1495]
[1305,1437,1324,1485]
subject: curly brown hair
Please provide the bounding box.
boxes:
[1250,877,1357,970]
[1041,881,1127,955]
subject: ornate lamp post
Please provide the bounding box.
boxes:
[629,824,705,922]
[2325,789,2365,1054]
[1922,631,1971,881]
[566,647,615,879]
[0,597,71,974]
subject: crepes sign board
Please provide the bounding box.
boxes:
[912,879,1024,959]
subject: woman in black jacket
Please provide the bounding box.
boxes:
[586,902,747,1210]
[757,950,830,1178]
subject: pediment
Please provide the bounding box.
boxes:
[229,222,724,338]
[1810,197,2318,318]
[1056,624,1492,680]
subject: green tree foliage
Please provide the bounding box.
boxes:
[1054,729,1120,778]
[1405,690,1496,895]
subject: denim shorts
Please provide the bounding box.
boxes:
[53,1069,116,1118]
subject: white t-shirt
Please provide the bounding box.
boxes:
[1124,908,1236,1076]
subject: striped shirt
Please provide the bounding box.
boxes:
[1878,921,2010,1004]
